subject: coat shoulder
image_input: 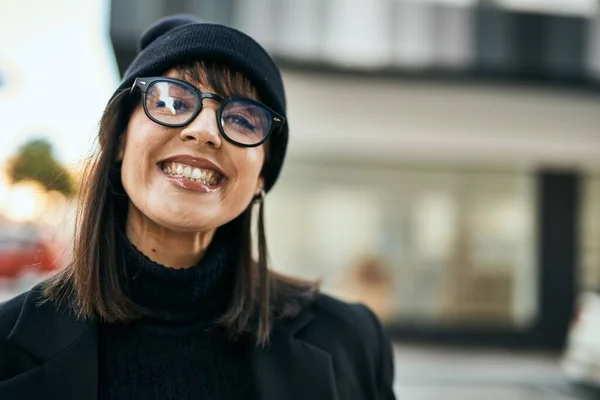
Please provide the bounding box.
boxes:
[0,290,29,339]
[298,293,396,399]
[298,293,389,367]
[0,289,35,380]
[306,293,383,342]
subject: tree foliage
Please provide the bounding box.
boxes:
[6,138,75,197]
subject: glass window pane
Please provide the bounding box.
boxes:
[267,162,537,328]
[581,176,600,291]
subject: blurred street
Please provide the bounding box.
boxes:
[393,344,599,400]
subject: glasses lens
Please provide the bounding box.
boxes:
[221,100,271,145]
[145,81,198,125]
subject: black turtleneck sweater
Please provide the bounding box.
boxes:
[98,233,258,400]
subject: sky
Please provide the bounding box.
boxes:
[0,0,120,168]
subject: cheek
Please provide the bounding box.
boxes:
[120,115,164,195]
[230,147,265,191]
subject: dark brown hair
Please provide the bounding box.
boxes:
[43,61,319,347]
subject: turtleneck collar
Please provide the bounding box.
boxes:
[118,229,237,324]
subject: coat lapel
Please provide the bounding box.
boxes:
[251,308,339,400]
[4,286,97,400]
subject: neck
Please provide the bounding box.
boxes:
[126,205,216,269]
[117,225,236,323]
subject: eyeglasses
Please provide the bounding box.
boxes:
[130,77,285,147]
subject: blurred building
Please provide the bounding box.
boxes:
[109,0,600,349]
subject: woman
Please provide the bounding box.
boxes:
[0,15,395,400]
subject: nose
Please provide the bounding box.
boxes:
[179,105,222,148]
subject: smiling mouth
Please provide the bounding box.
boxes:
[159,161,226,186]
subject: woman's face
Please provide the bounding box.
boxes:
[118,67,265,235]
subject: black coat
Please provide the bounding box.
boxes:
[0,284,396,400]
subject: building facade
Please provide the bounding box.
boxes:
[110,0,600,348]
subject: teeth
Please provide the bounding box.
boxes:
[161,162,222,185]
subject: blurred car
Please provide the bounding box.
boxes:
[0,237,58,278]
[562,290,600,388]
[0,222,61,301]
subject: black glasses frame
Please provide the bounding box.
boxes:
[130,76,286,148]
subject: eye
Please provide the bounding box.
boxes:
[153,97,192,114]
[172,99,189,111]
[223,114,256,132]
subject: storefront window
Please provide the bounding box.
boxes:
[266,162,537,328]
[581,176,600,291]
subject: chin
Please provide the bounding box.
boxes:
[152,210,231,233]
[152,217,211,233]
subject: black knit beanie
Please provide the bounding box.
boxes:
[111,14,288,193]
